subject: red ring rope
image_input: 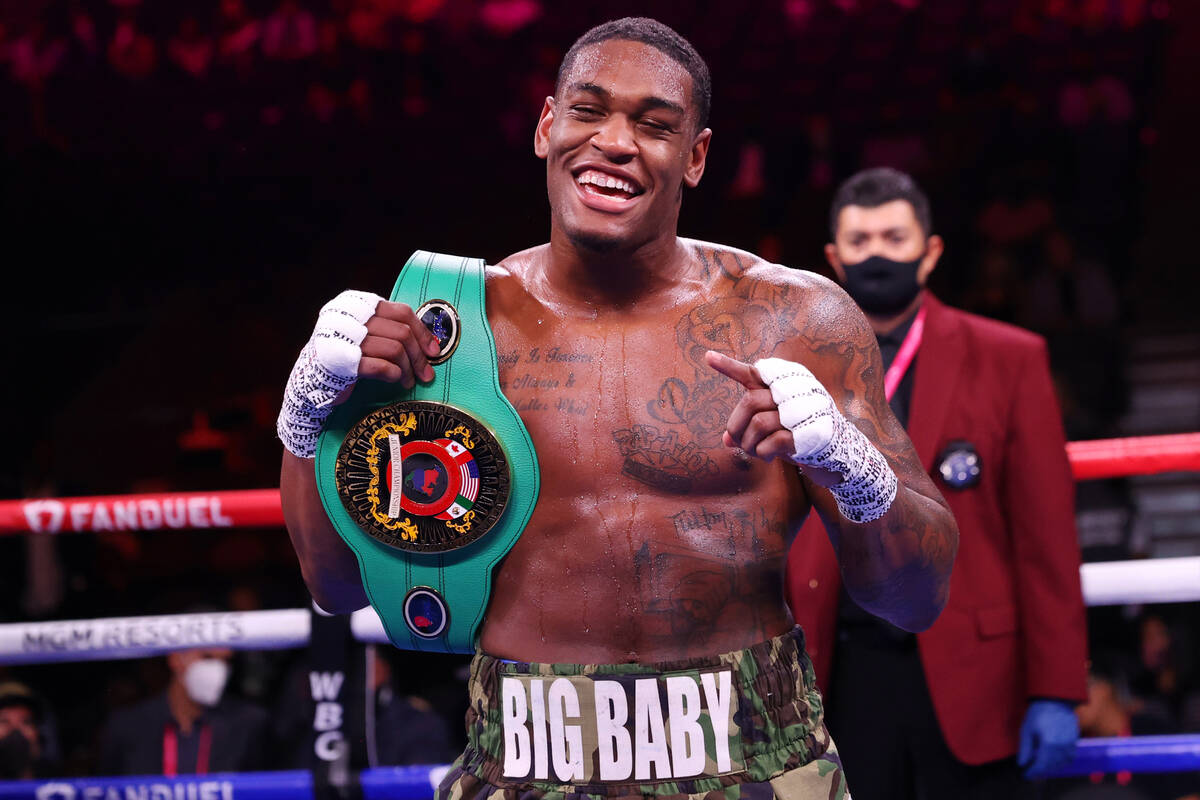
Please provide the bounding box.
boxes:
[1066,432,1200,481]
[0,433,1195,535]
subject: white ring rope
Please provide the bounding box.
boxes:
[0,557,1197,665]
[0,609,386,666]
[1080,556,1200,606]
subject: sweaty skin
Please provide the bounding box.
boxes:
[280,38,958,665]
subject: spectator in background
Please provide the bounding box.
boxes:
[805,113,838,191]
[304,19,346,125]
[478,0,542,37]
[99,647,269,775]
[1045,657,1200,800]
[860,102,930,176]
[261,0,318,63]
[167,16,215,81]
[66,5,99,62]
[371,648,457,765]
[107,9,157,82]
[10,18,66,90]
[1058,67,1134,130]
[1022,228,1125,436]
[0,682,52,780]
[961,246,1023,324]
[1022,228,1120,333]
[215,0,261,75]
[976,168,1055,250]
[788,167,1088,798]
[272,646,457,767]
[344,0,391,52]
[1131,613,1200,733]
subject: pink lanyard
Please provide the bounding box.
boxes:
[883,306,927,402]
[162,722,211,777]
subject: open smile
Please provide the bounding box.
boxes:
[572,167,646,212]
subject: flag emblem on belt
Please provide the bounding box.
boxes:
[386,438,480,520]
[335,401,510,552]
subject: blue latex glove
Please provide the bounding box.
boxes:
[1018,699,1080,778]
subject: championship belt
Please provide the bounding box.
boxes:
[314,251,539,653]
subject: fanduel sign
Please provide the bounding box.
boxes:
[34,779,235,800]
[22,497,234,534]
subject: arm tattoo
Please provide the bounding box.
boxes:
[788,291,956,622]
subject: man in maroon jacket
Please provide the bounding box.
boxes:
[786,167,1089,798]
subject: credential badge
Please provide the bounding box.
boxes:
[937,439,982,489]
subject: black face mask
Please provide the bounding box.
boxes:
[0,730,33,779]
[840,253,925,315]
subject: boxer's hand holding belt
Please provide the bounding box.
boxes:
[277,290,441,458]
[706,352,898,523]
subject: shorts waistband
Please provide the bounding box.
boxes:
[457,627,830,793]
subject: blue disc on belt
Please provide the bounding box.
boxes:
[416,300,460,364]
[403,588,449,638]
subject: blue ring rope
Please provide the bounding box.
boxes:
[1052,734,1200,776]
[2,736,1199,798]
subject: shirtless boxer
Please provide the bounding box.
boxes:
[278,18,958,800]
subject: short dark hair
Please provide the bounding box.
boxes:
[0,682,42,724]
[555,17,712,132]
[830,167,933,239]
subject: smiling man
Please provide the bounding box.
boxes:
[278,18,958,800]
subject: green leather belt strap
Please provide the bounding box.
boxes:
[315,251,539,653]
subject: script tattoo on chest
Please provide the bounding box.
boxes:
[498,346,593,416]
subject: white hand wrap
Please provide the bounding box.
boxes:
[755,357,898,523]
[277,290,382,458]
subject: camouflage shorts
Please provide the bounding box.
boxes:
[436,627,850,800]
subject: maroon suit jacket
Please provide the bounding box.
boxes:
[785,293,1088,765]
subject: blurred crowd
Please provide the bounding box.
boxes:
[0,0,1162,459]
[0,0,1194,790]
[3,605,1197,791]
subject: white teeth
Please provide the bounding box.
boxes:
[575,169,639,196]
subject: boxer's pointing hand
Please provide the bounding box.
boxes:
[705,351,801,464]
[706,351,867,496]
[704,350,765,389]
[712,353,898,523]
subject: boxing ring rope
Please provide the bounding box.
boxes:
[4,735,1199,799]
[0,609,387,665]
[2,433,1196,536]
[0,742,1196,799]
[1,553,1198,668]
[1064,432,1200,481]
[0,765,452,800]
[4,734,1196,800]
[0,431,1196,796]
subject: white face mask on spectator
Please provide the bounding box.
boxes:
[183,659,229,707]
